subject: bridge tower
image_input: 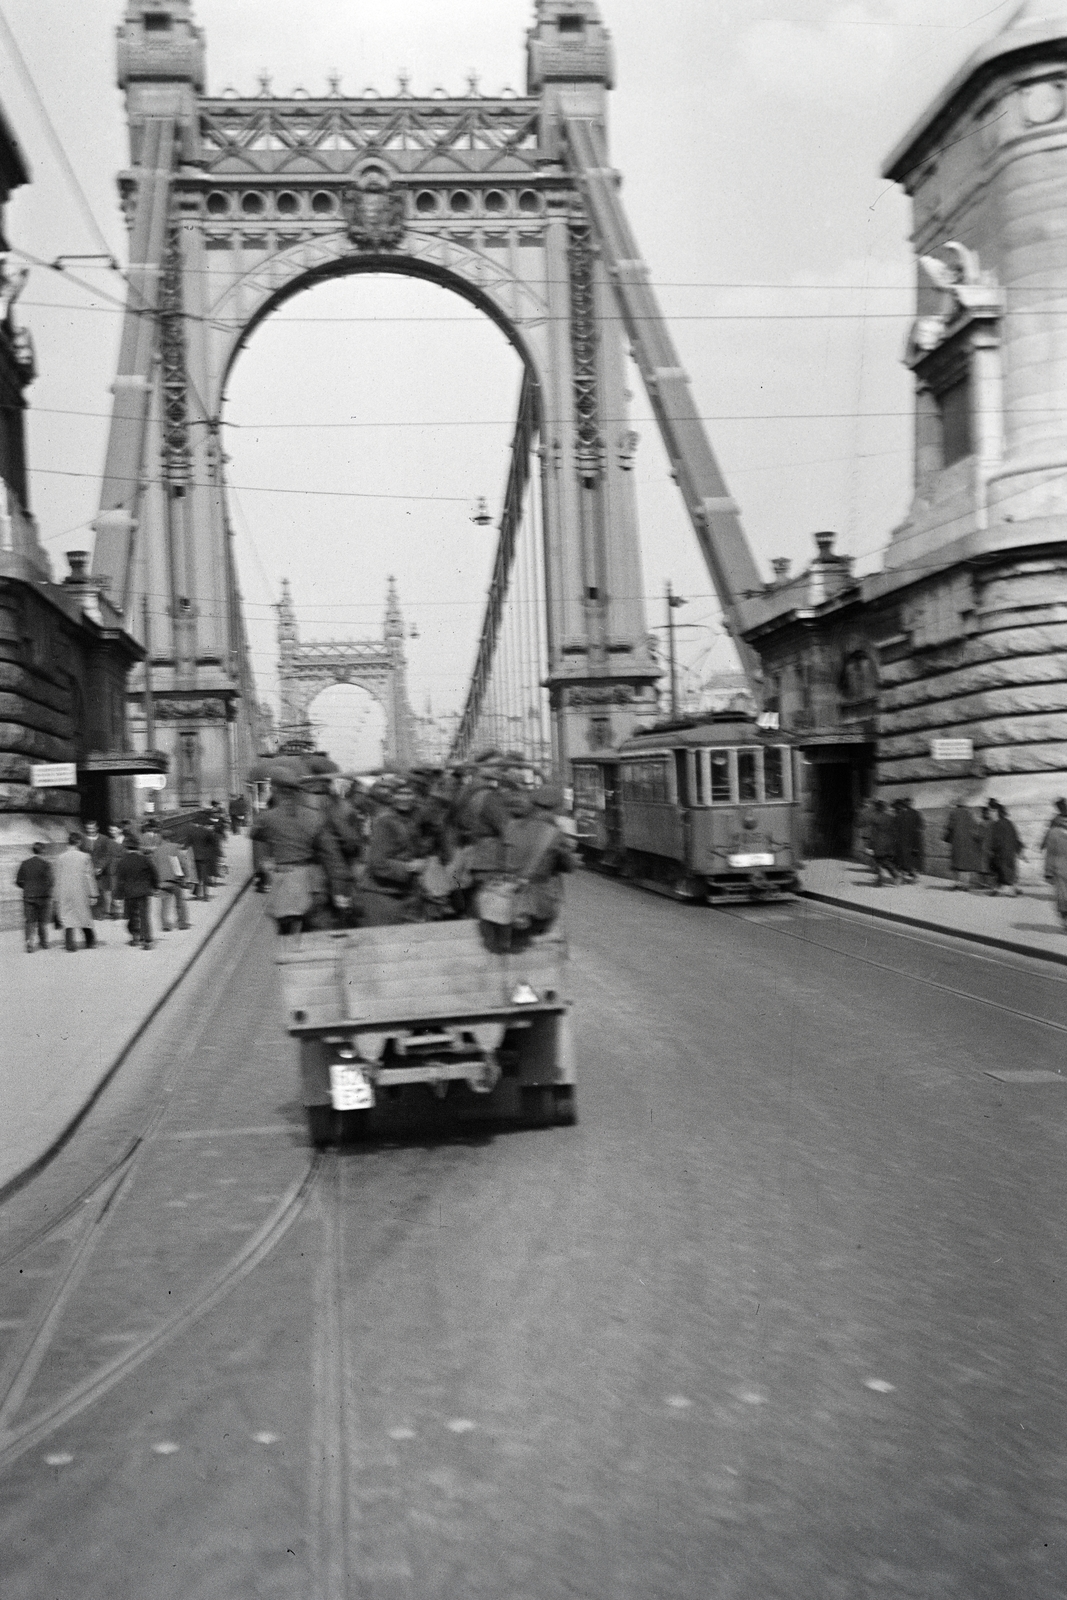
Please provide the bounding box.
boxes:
[92,1,763,793]
[276,577,415,767]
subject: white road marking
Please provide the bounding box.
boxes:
[446,1418,476,1433]
[44,1452,73,1466]
[253,1431,279,1445]
[665,1394,692,1409]
[737,1390,767,1405]
[388,1426,416,1441]
[152,1440,180,1455]
[865,1378,896,1393]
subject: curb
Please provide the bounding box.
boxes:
[800,888,1067,970]
[0,868,255,1208]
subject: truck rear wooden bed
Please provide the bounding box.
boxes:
[277,920,575,1146]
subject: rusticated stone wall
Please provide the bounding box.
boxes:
[875,553,1067,864]
[877,557,1067,783]
[0,576,137,929]
[0,582,81,822]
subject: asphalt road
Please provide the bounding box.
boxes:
[1,872,1066,1600]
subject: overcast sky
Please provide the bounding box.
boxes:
[0,0,1026,764]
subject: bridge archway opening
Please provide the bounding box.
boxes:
[221,271,528,762]
[305,682,387,774]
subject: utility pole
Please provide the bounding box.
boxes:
[666,581,686,718]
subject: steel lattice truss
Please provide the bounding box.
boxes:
[198,97,540,177]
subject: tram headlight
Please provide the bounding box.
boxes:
[742,810,757,830]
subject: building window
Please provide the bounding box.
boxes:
[178,732,199,807]
[939,375,972,465]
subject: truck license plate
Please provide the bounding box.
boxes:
[728,852,775,868]
[330,1061,374,1111]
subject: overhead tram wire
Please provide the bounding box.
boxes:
[0,8,119,268]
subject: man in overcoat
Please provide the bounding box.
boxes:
[1043,807,1067,930]
[894,798,925,883]
[869,801,899,886]
[54,833,98,950]
[943,797,981,889]
[186,819,217,900]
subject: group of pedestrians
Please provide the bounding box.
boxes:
[13,802,232,954]
[251,751,575,947]
[942,797,1026,894]
[857,793,1067,920]
[860,797,926,887]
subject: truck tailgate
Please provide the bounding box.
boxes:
[277,920,568,1033]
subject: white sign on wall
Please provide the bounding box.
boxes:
[930,738,974,762]
[30,762,77,788]
[134,774,167,791]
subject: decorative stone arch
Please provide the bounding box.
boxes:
[209,231,552,414]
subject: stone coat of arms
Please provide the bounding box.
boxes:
[343,168,406,251]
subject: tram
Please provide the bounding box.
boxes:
[571,713,803,903]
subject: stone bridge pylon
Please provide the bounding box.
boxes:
[276,576,414,768]
[91,0,765,800]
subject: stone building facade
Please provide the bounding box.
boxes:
[743,2,1067,868]
[0,103,151,928]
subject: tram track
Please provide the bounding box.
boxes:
[0,903,321,1476]
[719,903,1067,1036]
[0,1155,321,1474]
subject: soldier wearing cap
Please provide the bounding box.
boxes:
[359,779,427,926]
[503,782,575,934]
[250,760,350,935]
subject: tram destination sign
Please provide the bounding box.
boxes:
[30,762,77,788]
[930,738,974,762]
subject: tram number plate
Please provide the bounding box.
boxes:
[329,1062,374,1111]
[728,852,775,868]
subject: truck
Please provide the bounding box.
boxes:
[277,919,576,1147]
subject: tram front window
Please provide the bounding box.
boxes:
[709,749,731,802]
[764,746,785,800]
[738,749,759,802]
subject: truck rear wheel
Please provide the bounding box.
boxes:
[521,1086,555,1127]
[337,1108,374,1143]
[553,1086,578,1126]
[306,1104,335,1150]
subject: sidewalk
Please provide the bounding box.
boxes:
[802,857,1067,967]
[0,836,253,1199]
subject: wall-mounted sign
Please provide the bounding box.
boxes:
[30,762,77,788]
[930,738,974,762]
[134,773,167,791]
[756,710,780,730]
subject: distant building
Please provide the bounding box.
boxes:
[743,2,1067,864]
[0,101,153,928]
